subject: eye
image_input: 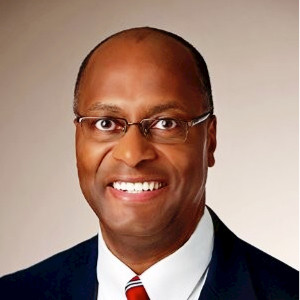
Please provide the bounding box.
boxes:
[152,119,178,130]
[94,118,121,131]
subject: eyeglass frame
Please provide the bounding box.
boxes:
[74,107,214,144]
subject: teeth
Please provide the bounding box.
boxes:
[127,182,134,191]
[135,182,143,191]
[112,181,164,193]
[149,182,154,191]
[121,182,127,190]
[143,182,149,190]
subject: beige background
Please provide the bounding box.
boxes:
[0,0,298,276]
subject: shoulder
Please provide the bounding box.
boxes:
[0,235,98,299]
[206,207,298,300]
[240,239,298,299]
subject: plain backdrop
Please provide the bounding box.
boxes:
[0,0,298,276]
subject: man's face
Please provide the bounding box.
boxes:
[75,35,216,242]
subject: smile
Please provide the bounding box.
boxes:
[112,181,166,193]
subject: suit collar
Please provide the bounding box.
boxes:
[91,208,258,300]
[200,207,257,299]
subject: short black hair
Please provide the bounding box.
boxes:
[73,27,213,114]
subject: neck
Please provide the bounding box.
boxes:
[100,203,205,274]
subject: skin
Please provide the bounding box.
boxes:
[75,29,217,274]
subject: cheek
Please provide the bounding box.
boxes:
[76,138,115,218]
[75,133,112,190]
[165,139,206,174]
[158,140,207,190]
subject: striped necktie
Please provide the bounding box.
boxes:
[125,276,150,300]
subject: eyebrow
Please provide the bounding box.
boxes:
[146,102,188,115]
[86,101,188,116]
[87,103,121,113]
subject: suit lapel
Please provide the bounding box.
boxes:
[62,236,98,300]
[199,208,257,300]
[93,209,258,300]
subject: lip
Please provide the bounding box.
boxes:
[106,184,168,203]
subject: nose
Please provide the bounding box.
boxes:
[112,125,157,168]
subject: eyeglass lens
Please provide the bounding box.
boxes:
[80,117,188,144]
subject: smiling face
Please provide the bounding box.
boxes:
[75,30,216,251]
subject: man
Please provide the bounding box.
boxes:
[0,27,298,299]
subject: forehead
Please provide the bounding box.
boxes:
[77,32,205,116]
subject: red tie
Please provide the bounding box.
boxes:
[125,276,150,300]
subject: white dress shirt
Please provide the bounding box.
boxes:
[97,207,214,300]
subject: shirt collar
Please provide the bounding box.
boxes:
[97,207,214,300]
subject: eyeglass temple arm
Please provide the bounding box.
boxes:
[188,109,213,127]
[74,115,82,123]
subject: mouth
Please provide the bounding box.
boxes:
[109,181,167,194]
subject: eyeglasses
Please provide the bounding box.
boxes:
[75,109,213,144]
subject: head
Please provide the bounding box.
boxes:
[74,27,216,249]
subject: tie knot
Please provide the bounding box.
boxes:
[125,276,150,300]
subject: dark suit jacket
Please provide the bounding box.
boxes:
[1,209,298,299]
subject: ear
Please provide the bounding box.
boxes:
[207,115,217,167]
